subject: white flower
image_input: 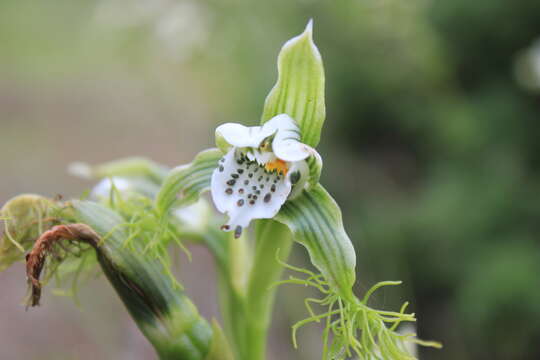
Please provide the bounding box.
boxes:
[211,114,317,237]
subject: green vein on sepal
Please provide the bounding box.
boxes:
[155,148,222,216]
[306,150,323,188]
[261,19,326,149]
[275,184,356,302]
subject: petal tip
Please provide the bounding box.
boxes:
[305,19,314,34]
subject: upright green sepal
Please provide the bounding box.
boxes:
[261,19,326,148]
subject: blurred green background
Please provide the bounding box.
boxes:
[2,0,540,359]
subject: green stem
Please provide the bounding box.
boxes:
[243,220,293,360]
[202,220,292,360]
[202,227,249,359]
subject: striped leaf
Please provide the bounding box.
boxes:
[261,20,326,149]
[71,201,224,360]
[155,148,222,215]
[275,184,356,301]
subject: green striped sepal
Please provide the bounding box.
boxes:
[272,187,442,358]
[261,20,326,149]
[260,20,325,188]
[155,148,222,216]
[274,184,356,301]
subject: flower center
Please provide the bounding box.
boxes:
[264,159,288,175]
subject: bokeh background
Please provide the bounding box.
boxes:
[2,0,540,359]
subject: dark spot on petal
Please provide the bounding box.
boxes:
[244,180,249,185]
[221,225,230,231]
[249,200,255,205]
[234,226,242,238]
[239,188,244,194]
[248,173,253,178]
[227,180,236,186]
[290,171,301,184]
[225,188,233,195]
[252,186,257,190]
[238,169,244,174]
[219,165,224,172]
[264,193,272,203]
[237,199,244,207]
[260,184,264,189]
[271,184,276,192]
[231,174,239,179]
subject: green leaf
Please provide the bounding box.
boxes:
[261,20,326,148]
[275,184,356,301]
[71,201,220,360]
[204,320,235,360]
[243,220,293,360]
[155,148,222,216]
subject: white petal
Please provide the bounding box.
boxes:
[249,149,276,166]
[173,198,211,232]
[211,148,291,237]
[91,177,131,199]
[216,122,274,148]
[68,161,93,179]
[91,177,160,200]
[264,114,313,162]
[210,149,236,214]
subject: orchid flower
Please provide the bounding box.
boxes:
[211,114,318,237]
[0,20,440,360]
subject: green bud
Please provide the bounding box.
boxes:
[69,157,169,184]
[0,194,57,271]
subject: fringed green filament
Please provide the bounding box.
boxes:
[274,257,442,360]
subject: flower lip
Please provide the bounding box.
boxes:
[212,114,316,237]
[211,148,292,237]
